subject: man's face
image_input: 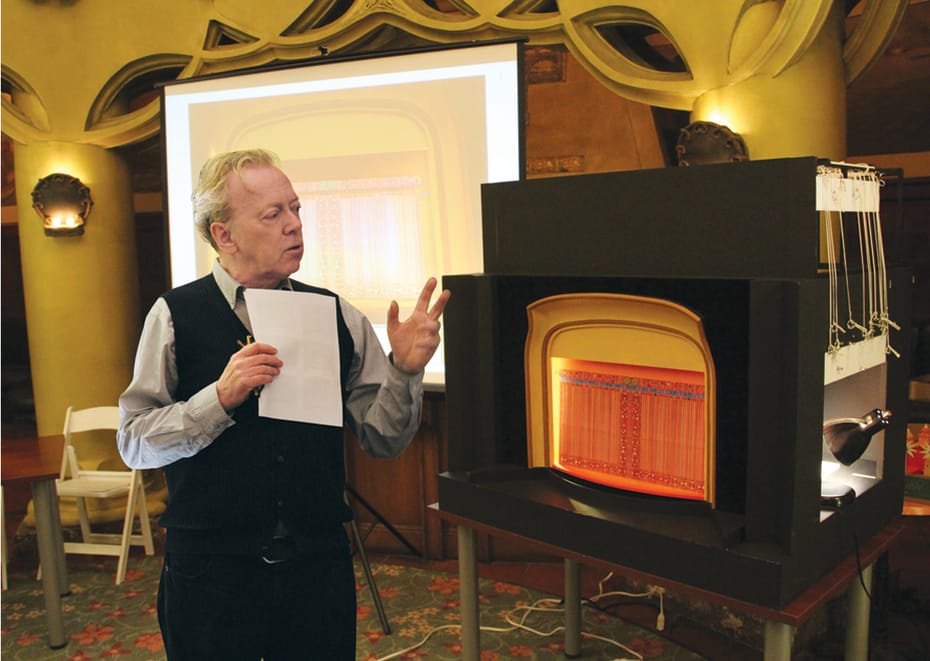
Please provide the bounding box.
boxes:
[213,164,304,289]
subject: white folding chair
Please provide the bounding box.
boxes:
[53,405,154,584]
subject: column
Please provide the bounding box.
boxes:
[13,141,140,438]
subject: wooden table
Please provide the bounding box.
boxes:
[1,434,69,648]
[430,503,903,661]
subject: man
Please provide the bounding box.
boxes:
[117,148,450,660]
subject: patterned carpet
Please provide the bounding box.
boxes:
[1,553,705,661]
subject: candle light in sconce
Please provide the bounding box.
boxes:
[31,172,93,237]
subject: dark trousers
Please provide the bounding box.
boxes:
[157,544,356,660]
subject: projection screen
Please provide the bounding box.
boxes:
[160,40,525,384]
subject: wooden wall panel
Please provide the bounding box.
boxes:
[525,46,667,177]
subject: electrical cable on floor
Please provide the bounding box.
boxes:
[501,596,645,660]
[370,624,461,661]
[587,571,667,631]
[372,617,645,661]
[370,571,669,661]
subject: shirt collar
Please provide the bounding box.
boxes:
[210,260,294,310]
[211,260,241,310]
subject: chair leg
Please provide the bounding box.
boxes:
[135,483,154,556]
[114,481,139,585]
[75,496,94,543]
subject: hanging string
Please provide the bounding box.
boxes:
[819,165,841,351]
[823,207,844,352]
[859,168,901,356]
[848,167,900,357]
[816,162,898,357]
[818,165,864,348]
[852,175,875,338]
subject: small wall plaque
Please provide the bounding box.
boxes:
[526,47,566,84]
[527,155,586,175]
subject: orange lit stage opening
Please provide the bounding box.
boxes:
[551,358,707,500]
[524,293,717,505]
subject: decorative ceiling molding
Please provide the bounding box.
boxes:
[844,0,911,84]
[0,0,909,148]
[204,20,261,49]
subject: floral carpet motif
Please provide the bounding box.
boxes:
[1,554,705,660]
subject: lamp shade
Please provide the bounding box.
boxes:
[823,408,892,466]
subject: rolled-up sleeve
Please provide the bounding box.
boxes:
[117,298,233,469]
[340,299,424,458]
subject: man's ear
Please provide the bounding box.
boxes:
[210,221,236,254]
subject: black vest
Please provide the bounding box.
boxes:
[160,275,355,554]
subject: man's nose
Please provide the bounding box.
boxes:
[285,209,302,233]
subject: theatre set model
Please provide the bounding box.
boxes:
[439,156,911,609]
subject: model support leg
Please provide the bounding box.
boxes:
[564,558,582,657]
[844,564,873,661]
[763,620,793,661]
[457,525,479,661]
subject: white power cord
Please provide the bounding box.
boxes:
[369,624,460,661]
[589,571,667,631]
[369,571,668,661]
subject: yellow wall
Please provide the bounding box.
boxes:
[13,142,139,435]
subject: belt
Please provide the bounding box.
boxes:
[261,537,299,564]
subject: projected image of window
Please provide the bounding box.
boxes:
[161,41,524,384]
[296,176,426,301]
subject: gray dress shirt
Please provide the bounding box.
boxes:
[117,262,424,469]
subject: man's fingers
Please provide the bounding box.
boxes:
[414,277,438,313]
[413,278,450,321]
[427,288,451,321]
[238,341,279,357]
[386,300,400,330]
[231,342,283,384]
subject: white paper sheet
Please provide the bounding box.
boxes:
[243,289,343,427]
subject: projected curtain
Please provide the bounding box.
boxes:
[296,177,425,300]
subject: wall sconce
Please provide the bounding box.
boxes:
[31,173,93,237]
[676,121,749,167]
